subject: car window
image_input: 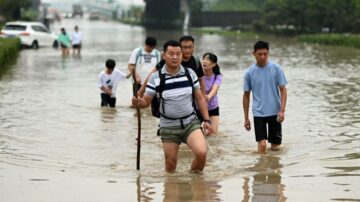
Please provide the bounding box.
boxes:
[32,25,50,33]
[3,25,26,31]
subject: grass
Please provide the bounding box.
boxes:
[298,34,360,49]
[0,38,21,75]
[193,27,262,38]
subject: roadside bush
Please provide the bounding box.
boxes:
[0,38,21,67]
[298,34,360,49]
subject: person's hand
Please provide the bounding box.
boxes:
[244,119,251,131]
[277,111,285,123]
[205,95,210,102]
[202,121,213,136]
[106,88,112,96]
[137,88,145,98]
[132,96,139,107]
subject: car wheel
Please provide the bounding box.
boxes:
[53,40,59,48]
[31,41,39,49]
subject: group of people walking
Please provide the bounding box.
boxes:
[97,35,288,173]
[57,25,82,56]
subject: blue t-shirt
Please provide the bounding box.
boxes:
[243,61,287,117]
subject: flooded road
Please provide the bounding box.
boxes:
[1,18,359,201]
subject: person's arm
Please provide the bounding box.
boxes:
[277,85,287,122]
[100,86,112,95]
[206,84,220,101]
[199,77,206,97]
[243,91,251,131]
[194,89,213,135]
[132,94,153,108]
[127,63,141,84]
[137,67,157,97]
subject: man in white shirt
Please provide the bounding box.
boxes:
[71,25,82,55]
[128,36,160,90]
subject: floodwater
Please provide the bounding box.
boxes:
[0,18,359,202]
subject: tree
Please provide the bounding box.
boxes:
[0,0,31,21]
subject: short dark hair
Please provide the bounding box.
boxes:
[254,40,269,52]
[105,59,116,69]
[179,35,195,43]
[163,40,181,52]
[145,36,157,47]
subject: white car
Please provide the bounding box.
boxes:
[0,21,58,49]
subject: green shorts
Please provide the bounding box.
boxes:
[159,120,201,144]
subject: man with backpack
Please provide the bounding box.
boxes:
[137,35,205,98]
[128,36,161,90]
[132,40,212,173]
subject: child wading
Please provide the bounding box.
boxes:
[97,59,126,108]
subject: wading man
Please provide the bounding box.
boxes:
[243,41,288,153]
[132,40,212,172]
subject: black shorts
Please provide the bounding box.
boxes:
[72,44,81,49]
[60,43,68,49]
[195,107,219,122]
[101,93,116,108]
[254,115,282,144]
[209,107,219,116]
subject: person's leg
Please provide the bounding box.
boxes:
[162,142,180,173]
[210,116,219,134]
[209,107,220,134]
[100,93,108,107]
[186,128,207,172]
[78,44,81,55]
[254,117,268,153]
[267,115,282,150]
[258,140,267,153]
[109,97,116,108]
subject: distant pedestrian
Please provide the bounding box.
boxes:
[128,36,161,90]
[200,52,223,135]
[71,25,82,55]
[243,41,288,153]
[97,59,126,108]
[58,27,71,56]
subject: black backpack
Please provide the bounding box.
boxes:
[151,67,194,118]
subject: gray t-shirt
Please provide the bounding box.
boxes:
[145,65,200,127]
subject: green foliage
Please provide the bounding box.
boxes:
[191,0,203,12]
[21,9,39,21]
[0,0,32,21]
[262,0,359,34]
[207,0,266,11]
[0,38,20,71]
[298,34,360,49]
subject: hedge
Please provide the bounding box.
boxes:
[0,38,20,67]
[298,34,360,49]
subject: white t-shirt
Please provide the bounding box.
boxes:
[97,69,126,98]
[71,31,82,45]
[128,47,160,84]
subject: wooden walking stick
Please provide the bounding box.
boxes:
[131,68,141,170]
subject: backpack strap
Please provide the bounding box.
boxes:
[154,49,160,64]
[157,68,166,115]
[135,47,143,64]
[158,67,196,128]
[136,48,160,65]
[194,56,201,70]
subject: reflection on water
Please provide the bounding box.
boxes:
[162,174,221,202]
[244,155,286,202]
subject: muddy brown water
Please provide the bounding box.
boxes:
[1,19,359,201]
